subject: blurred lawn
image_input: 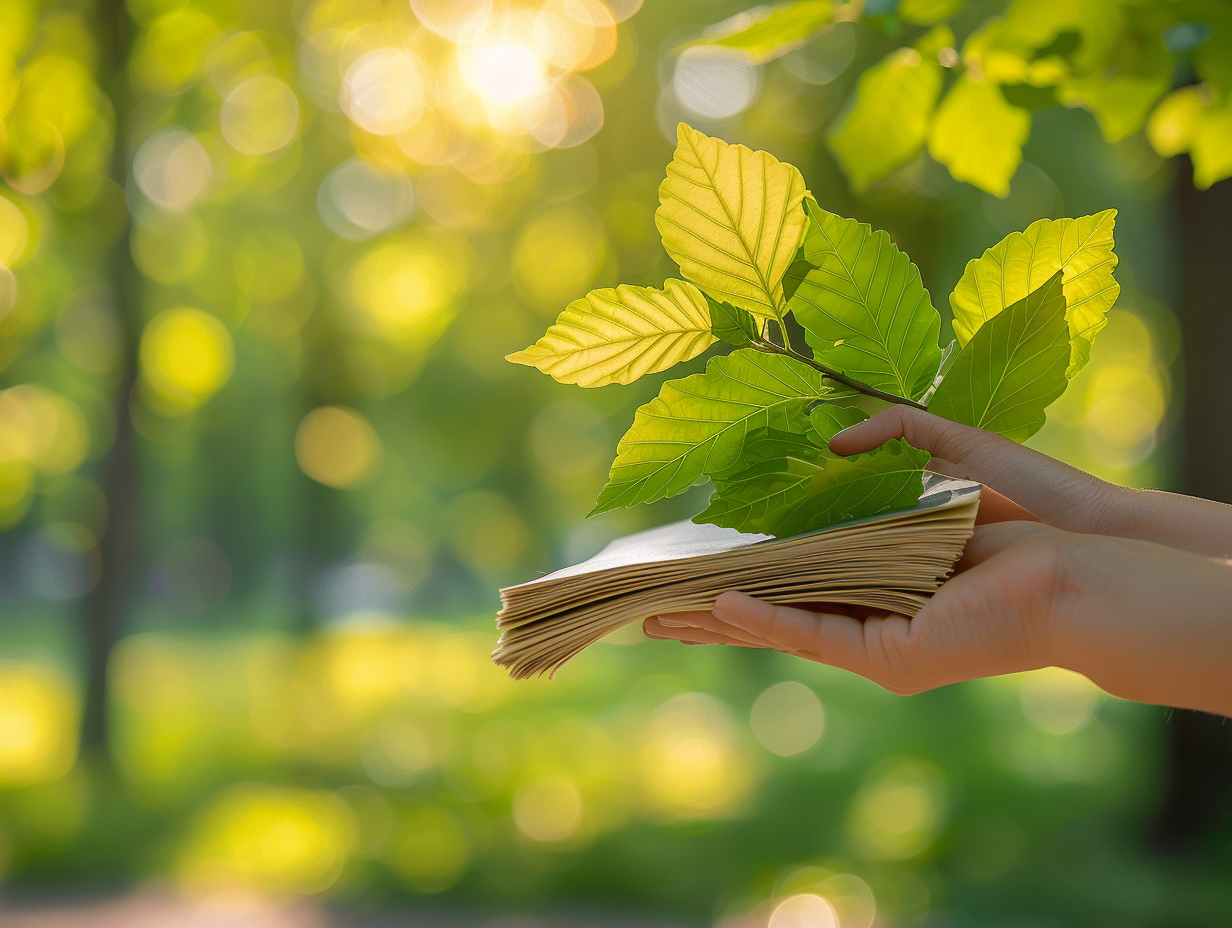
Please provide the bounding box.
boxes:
[0,0,1228,925]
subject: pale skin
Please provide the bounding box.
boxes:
[644,407,1232,718]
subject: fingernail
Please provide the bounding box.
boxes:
[656,617,693,628]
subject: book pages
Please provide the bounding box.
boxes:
[494,477,981,679]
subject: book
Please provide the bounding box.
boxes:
[493,475,982,679]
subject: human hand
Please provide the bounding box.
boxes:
[646,523,1232,716]
[830,407,1232,559]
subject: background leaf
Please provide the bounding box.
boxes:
[827,47,943,194]
[709,298,762,348]
[656,123,808,320]
[927,76,1031,198]
[930,270,1069,441]
[788,201,943,400]
[506,279,715,387]
[809,403,869,441]
[697,430,929,536]
[689,0,835,64]
[950,209,1119,377]
[590,349,846,515]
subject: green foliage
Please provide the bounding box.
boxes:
[709,298,763,348]
[692,0,836,64]
[691,0,1232,195]
[930,271,1070,441]
[788,200,943,401]
[515,127,1118,537]
[950,210,1119,378]
[587,348,844,516]
[827,47,943,194]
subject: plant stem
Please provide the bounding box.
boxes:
[755,340,928,410]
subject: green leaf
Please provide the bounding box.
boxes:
[590,349,848,515]
[697,430,929,535]
[506,279,715,387]
[899,0,963,26]
[689,0,835,64]
[787,200,943,401]
[1192,97,1232,190]
[827,47,943,194]
[1147,86,1204,158]
[950,209,1118,377]
[809,403,868,442]
[927,76,1031,197]
[1057,16,1172,143]
[656,123,808,320]
[930,270,1068,441]
[709,297,762,348]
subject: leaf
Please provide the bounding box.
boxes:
[709,297,762,348]
[927,76,1031,197]
[697,430,929,535]
[590,349,847,515]
[949,209,1119,377]
[1146,86,1205,158]
[656,123,808,320]
[506,279,715,387]
[809,403,869,441]
[689,0,835,64]
[826,47,943,194]
[1057,16,1172,143]
[899,0,963,27]
[1192,97,1232,190]
[930,270,1068,441]
[787,200,943,401]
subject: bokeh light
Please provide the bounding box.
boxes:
[133,127,213,211]
[750,681,825,757]
[848,758,947,860]
[768,893,839,928]
[295,406,382,489]
[513,775,584,842]
[0,663,78,787]
[221,74,300,155]
[139,307,235,411]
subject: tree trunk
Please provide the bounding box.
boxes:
[1151,158,1232,851]
[79,0,139,754]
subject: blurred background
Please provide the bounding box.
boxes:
[0,0,1229,925]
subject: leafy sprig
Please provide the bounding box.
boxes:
[509,125,1119,536]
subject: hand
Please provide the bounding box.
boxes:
[829,406,1232,559]
[646,524,1232,717]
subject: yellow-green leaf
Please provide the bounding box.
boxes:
[927,76,1030,197]
[690,0,834,65]
[1147,86,1205,158]
[950,209,1119,378]
[827,48,942,194]
[656,123,808,320]
[506,279,715,388]
[1192,97,1232,190]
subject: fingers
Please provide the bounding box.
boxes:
[828,406,996,462]
[828,407,1112,533]
[644,615,769,648]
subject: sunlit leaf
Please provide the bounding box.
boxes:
[827,47,943,194]
[1191,97,1232,190]
[930,270,1068,441]
[690,0,835,64]
[656,123,808,320]
[506,279,715,387]
[788,200,943,401]
[949,209,1119,377]
[927,76,1031,197]
[590,349,847,515]
[1146,86,1205,157]
[709,298,762,348]
[696,428,929,535]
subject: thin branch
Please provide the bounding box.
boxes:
[754,339,928,410]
